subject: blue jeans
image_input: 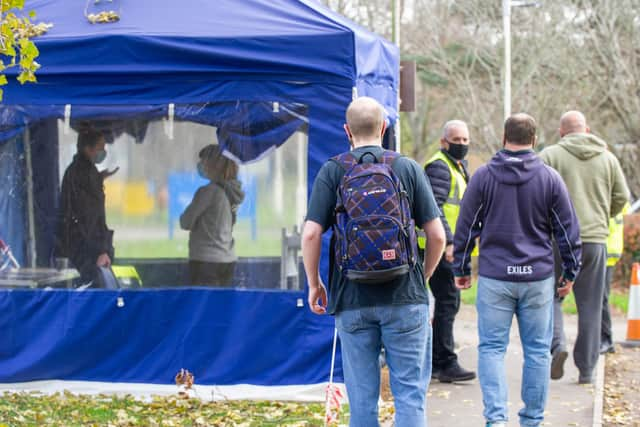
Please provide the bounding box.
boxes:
[336,303,431,427]
[476,276,554,427]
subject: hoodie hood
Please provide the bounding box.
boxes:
[557,132,607,160]
[215,178,245,206]
[487,150,544,185]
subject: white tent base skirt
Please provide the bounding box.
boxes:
[0,381,346,402]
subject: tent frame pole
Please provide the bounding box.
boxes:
[24,126,37,268]
[392,0,401,153]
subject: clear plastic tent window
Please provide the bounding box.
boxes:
[0,102,309,290]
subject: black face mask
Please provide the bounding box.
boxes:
[446,143,468,160]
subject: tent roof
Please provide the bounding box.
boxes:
[5,0,397,88]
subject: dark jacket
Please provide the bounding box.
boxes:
[453,149,582,282]
[56,153,113,278]
[424,149,469,244]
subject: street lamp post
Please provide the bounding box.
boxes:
[503,0,511,120]
[503,0,541,121]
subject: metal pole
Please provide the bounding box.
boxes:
[393,0,402,153]
[503,0,512,120]
[295,132,306,230]
[24,126,37,268]
[273,147,284,215]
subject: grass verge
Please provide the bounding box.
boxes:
[0,392,332,427]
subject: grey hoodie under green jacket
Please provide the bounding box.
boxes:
[539,133,629,243]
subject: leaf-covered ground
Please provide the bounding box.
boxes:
[0,392,335,427]
[604,346,640,426]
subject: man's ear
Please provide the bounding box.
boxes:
[380,121,387,138]
[502,135,507,147]
[558,127,564,138]
[532,135,538,149]
[343,124,352,140]
[586,126,591,134]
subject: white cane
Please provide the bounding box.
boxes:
[325,327,339,427]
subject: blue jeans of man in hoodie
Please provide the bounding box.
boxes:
[477,276,554,426]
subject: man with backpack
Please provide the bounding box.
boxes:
[302,97,445,427]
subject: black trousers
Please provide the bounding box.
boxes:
[189,260,235,286]
[427,255,460,369]
[70,247,114,288]
[601,265,615,347]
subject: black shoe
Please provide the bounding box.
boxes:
[437,363,476,383]
[578,373,594,384]
[600,343,615,354]
[550,349,568,380]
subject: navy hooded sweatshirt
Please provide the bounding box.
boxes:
[453,149,582,282]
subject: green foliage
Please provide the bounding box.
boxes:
[0,0,45,100]
[609,290,629,314]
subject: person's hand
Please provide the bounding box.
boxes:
[455,276,472,290]
[445,244,454,263]
[557,276,574,298]
[100,167,120,180]
[96,253,111,267]
[308,279,328,315]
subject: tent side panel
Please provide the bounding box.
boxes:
[31,120,61,267]
[0,289,343,385]
[0,138,26,266]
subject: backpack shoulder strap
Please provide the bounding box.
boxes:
[381,150,409,192]
[330,151,358,172]
[379,149,402,165]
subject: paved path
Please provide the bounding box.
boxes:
[424,304,626,427]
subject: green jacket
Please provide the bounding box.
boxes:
[539,132,630,243]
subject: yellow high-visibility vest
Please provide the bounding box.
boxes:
[606,203,629,267]
[418,150,466,249]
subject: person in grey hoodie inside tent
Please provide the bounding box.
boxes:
[180,144,245,286]
[453,114,582,427]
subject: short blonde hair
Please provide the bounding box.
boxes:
[346,97,385,139]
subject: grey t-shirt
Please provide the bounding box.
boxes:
[306,146,441,314]
[180,180,244,263]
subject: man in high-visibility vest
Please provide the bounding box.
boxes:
[419,120,476,383]
[601,203,630,354]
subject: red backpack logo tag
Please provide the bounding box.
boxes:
[382,249,396,261]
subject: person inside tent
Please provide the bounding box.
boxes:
[56,128,119,287]
[180,145,245,286]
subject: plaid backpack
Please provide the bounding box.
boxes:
[332,150,417,284]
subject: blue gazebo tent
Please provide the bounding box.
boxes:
[0,0,398,398]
